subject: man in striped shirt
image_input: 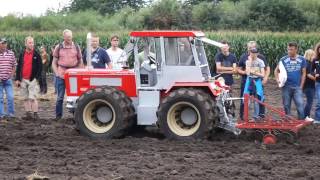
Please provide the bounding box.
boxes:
[0,38,17,120]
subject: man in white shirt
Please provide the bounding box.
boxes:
[106,35,127,69]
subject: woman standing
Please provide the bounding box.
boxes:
[39,46,49,95]
[304,49,316,119]
[312,43,320,123]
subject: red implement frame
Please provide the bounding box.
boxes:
[236,94,313,144]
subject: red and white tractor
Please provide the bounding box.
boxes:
[64,31,239,139]
[65,31,313,143]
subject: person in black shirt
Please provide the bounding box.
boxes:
[238,41,270,120]
[214,40,237,86]
[311,43,320,123]
[304,49,316,119]
[83,34,111,69]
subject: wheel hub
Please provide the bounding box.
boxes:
[96,106,113,123]
[180,107,197,125]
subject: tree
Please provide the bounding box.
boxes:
[68,0,145,15]
[246,0,307,31]
[191,2,222,30]
[144,0,182,29]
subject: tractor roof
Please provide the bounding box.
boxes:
[130,31,205,37]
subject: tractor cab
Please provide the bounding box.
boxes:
[128,31,218,90]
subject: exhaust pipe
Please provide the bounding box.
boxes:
[86,32,92,69]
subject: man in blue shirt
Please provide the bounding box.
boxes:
[214,40,237,86]
[83,34,112,69]
[238,41,270,120]
[275,42,306,120]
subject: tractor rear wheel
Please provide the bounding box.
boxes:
[157,88,215,140]
[75,86,135,139]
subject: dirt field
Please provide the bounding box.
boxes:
[0,76,319,180]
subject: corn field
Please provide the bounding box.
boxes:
[2,31,320,75]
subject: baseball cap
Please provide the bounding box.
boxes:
[0,38,7,43]
[250,48,258,53]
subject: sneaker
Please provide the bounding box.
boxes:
[313,121,320,124]
[33,112,40,121]
[305,116,314,122]
[22,112,33,120]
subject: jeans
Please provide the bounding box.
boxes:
[240,81,265,119]
[315,82,320,121]
[303,87,315,118]
[240,82,245,120]
[55,77,65,118]
[0,79,15,117]
[282,86,305,120]
[53,75,58,93]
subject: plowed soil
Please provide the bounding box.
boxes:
[0,77,319,180]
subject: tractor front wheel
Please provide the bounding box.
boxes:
[75,86,135,139]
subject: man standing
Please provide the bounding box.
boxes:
[214,40,237,86]
[106,35,127,69]
[0,37,16,120]
[15,36,42,120]
[83,34,112,69]
[52,29,82,120]
[274,42,306,120]
[238,41,270,120]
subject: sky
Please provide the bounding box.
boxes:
[0,0,71,17]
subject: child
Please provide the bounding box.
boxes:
[244,48,265,120]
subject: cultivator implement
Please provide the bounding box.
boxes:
[235,94,313,144]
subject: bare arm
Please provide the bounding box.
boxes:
[251,67,265,78]
[263,66,270,84]
[307,73,316,81]
[245,61,251,76]
[107,62,112,69]
[237,67,246,75]
[216,62,234,72]
[274,65,280,83]
[300,68,306,89]
[52,57,58,75]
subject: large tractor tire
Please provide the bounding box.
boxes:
[157,88,215,140]
[74,86,135,139]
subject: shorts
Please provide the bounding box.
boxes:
[20,79,40,100]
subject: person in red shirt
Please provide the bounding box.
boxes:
[15,36,42,120]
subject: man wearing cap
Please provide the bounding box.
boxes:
[238,41,270,120]
[275,42,307,120]
[0,38,17,120]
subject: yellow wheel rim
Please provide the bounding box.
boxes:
[167,102,201,137]
[83,99,116,134]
